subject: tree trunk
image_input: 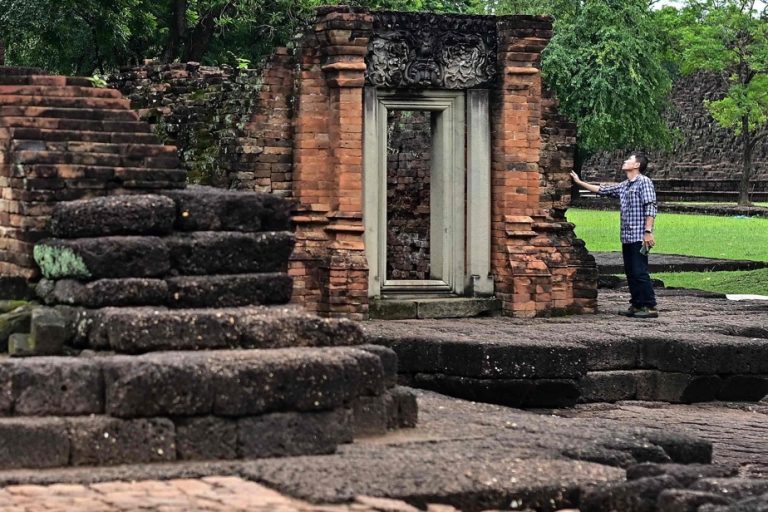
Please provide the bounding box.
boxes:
[739,116,753,206]
[165,0,188,63]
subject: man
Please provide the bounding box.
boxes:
[571,154,659,318]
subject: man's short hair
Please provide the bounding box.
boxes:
[632,153,649,174]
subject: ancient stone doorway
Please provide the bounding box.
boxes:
[364,89,493,299]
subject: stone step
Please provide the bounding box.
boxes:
[38,273,293,309]
[0,384,415,469]
[165,231,295,275]
[160,186,292,232]
[34,236,173,280]
[10,139,177,156]
[0,75,92,87]
[11,150,178,169]
[0,410,350,469]
[8,128,161,145]
[48,195,176,238]
[0,85,123,98]
[34,231,294,280]
[0,347,384,417]
[370,297,502,320]
[0,94,131,109]
[1,116,151,133]
[83,306,363,353]
[9,165,186,187]
[0,67,49,76]
[0,106,138,122]
[166,274,293,308]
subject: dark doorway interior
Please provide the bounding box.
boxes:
[386,109,433,281]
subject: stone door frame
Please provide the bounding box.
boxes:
[363,88,492,298]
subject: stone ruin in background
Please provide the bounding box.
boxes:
[583,71,768,202]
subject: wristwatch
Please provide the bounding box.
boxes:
[644,229,653,234]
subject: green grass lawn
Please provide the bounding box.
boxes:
[666,201,768,207]
[654,268,768,295]
[566,208,768,261]
[567,208,768,294]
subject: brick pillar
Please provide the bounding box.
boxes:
[492,17,553,318]
[290,7,372,320]
[318,9,372,320]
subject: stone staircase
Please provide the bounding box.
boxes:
[0,188,416,469]
[0,67,186,278]
[0,66,416,469]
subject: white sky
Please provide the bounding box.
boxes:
[654,0,767,8]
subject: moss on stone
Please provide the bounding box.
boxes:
[0,300,29,314]
[33,244,91,280]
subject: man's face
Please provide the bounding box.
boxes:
[622,155,640,174]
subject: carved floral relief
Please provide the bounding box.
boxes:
[365,14,497,89]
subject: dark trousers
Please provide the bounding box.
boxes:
[622,241,657,308]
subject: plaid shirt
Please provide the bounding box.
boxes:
[598,175,658,243]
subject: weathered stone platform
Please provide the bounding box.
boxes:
[0,391,765,511]
[0,188,417,470]
[365,289,768,407]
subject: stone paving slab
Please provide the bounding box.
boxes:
[592,251,768,274]
[84,305,364,353]
[0,391,765,510]
[554,401,768,479]
[364,290,768,404]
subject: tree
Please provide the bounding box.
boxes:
[541,0,673,165]
[672,0,768,205]
[0,0,158,75]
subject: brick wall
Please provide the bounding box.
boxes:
[110,55,295,194]
[583,71,768,201]
[489,17,596,317]
[0,69,186,279]
[386,110,432,281]
[289,6,372,320]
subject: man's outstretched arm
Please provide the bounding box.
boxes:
[570,171,600,193]
[570,171,622,197]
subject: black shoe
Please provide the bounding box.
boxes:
[633,307,659,319]
[618,306,638,317]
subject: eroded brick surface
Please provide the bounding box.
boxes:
[0,477,440,512]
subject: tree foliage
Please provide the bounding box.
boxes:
[671,0,768,204]
[541,0,673,155]
[0,0,476,75]
[0,0,678,171]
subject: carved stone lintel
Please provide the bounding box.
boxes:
[365,13,498,90]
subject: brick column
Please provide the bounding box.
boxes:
[492,17,553,317]
[290,7,372,320]
[319,9,372,320]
